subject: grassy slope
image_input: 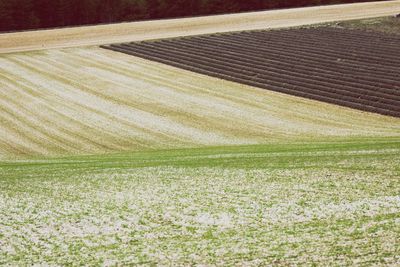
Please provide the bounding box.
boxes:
[1,139,400,265]
[1,47,400,159]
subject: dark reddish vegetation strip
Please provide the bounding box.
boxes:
[102,27,400,117]
[0,0,379,32]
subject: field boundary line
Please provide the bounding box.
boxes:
[0,0,400,54]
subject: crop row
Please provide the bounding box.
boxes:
[102,27,400,117]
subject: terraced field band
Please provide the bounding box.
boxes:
[103,27,400,117]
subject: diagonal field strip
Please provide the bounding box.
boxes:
[0,0,400,53]
[103,27,400,117]
[0,47,400,158]
[0,48,400,157]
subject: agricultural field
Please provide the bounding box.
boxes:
[1,46,399,158]
[1,4,400,266]
[104,26,400,117]
[1,139,400,265]
[1,43,399,265]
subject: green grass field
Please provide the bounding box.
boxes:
[1,137,399,265]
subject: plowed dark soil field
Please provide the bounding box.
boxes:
[102,27,400,117]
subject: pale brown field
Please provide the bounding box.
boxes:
[1,47,399,158]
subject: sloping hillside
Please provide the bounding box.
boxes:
[1,47,399,158]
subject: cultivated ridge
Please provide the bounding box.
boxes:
[103,27,400,117]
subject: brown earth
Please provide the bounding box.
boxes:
[103,27,400,117]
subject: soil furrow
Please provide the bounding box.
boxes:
[104,27,400,117]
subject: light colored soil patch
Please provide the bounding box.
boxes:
[0,1,399,54]
[0,47,400,158]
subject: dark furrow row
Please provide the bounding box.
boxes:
[163,39,400,92]
[235,32,400,65]
[152,39,400,95]
[102,27,400,117]
[283,27,400,43]
[111,43,400,112]
[119,42,400,107]
[193,35,400,74]
[253,29,400,51]
[299,27,400,45]
[169,36,400,81]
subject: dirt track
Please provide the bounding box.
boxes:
[1,0,400,54]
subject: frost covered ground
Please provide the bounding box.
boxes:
[1,138,399,265]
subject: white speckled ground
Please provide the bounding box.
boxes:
[1,141,399,265]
